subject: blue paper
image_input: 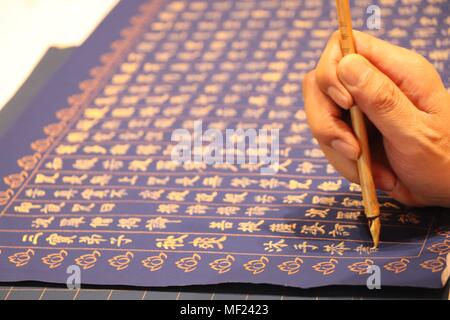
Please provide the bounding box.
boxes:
[0,0,449,289]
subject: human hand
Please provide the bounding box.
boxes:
[303,30,450,207]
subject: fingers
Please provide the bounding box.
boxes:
[319,143,359,183]
[319,136,401,195]
[337,54,420,141]
[303,70,360,161]
[352,31,445,110]
[303,70,399,188]
[316,31,354,109]
[323,140,426,206]
[388,180,427,207]
[321,132,422,205]
[316,30,446,113]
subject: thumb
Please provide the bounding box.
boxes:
[337,54,419,140]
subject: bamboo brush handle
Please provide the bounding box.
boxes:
[336,0,380,219]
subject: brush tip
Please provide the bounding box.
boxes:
[368,217,381,248]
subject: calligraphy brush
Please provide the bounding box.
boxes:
[335,0,381,247]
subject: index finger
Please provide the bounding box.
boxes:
[315,31,354,109]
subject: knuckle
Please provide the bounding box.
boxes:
[308,118,336,144]
[315,64,331,88]
[417,120,448,154]
[323,158,359,185]
[344,171,360,185]
[371,79,400,115]
[330,30,341,42]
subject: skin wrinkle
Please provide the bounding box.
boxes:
[371,74,403,122]
[304,71,359,151]
[353,31,442,111]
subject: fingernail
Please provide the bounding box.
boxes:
[327,86,352,109]
[339,55,372,87]
[331,139,359,160]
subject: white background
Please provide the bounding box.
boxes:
[0,0,119,110]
